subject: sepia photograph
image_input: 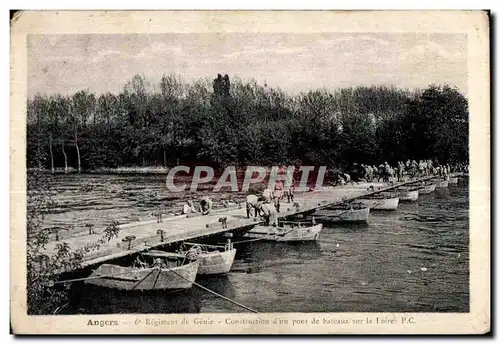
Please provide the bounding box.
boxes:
[10,10,490,334]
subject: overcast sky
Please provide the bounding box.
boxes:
[27,33,467,97]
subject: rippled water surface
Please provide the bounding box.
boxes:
[35,174,469,313]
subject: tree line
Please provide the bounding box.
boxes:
[27,74,469,172]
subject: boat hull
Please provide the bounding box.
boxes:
[197,249,236,275]
[436,180,449,188]
[418,184,436,194]
[245,223,322,242]
[314,207,370,222]
[398,190,419,202]
[358,197,399,210]
[84,261,199,291]
[349,183,386,189]
[449,177,459,184]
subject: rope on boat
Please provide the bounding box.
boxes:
[131,267,158,290]
[163,265,260,314]
[232,237,268,244]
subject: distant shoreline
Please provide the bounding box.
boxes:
[28,166,172,175]
[27,166,276,175]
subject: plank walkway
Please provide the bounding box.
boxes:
[42,174,456,271]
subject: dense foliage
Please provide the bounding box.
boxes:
[27,74,469,171]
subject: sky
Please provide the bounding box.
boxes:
[27,33,468,97]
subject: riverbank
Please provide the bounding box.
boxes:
[28,166,172,175]
[28,166,282,175]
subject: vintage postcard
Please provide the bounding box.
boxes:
[10,10,490,334]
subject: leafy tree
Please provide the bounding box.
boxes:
[26,76,469,171]
[70,90,96,172]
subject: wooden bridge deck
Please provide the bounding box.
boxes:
[42,174,456,271]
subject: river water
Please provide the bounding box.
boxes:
[33,173,469,314]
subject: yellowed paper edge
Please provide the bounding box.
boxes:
[10,10,490,334]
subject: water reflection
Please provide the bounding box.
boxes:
[234,241,323,273]
[68,284,201,314]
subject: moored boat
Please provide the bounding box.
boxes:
[418,183,436,194]
[85,251,199,291]
[349,182,387,189]
[179,240,236,275]
[394,188,419,202]
[436,179,449,188]
[449,177,459,184]
[357,195,399,210]
[314,202,370,223]
[245,221,322,242]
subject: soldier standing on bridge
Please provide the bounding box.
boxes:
[284,172,295,203]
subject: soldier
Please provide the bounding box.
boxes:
[372,165,379,181]
[366,165,374,182]
[182,200,198,215]
[200,196,213,215]
[260,202,278,227]
[262,188,274,203]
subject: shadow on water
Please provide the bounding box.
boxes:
[322,221,370,231]
[236,241,323,263]
[67,284,202,314]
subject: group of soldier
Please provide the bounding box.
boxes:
[360,159,468,183]
[178,178,294,227]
